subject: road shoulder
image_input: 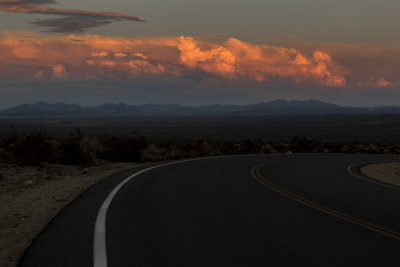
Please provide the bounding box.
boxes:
[361,162,400,187]
[0,162,143,267]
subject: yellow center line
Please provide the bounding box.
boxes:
[251,162,400,241]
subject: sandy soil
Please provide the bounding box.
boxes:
[361,162,400,187]
[0,162,144,267]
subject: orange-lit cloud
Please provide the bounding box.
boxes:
[224,38,347,86]
[293,43,400,89]
[358,78,393,88]
[4,31,400,89]
[178,37,237,77]
[174,37,348,86]
[0,0,145,32]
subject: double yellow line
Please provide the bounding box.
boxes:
[251,162,400,241]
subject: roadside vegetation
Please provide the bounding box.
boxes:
[0,129,399,166]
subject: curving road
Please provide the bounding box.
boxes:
[19,154,400,266]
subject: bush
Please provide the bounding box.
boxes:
[0,148,9,163]
[61,129,94,165]
[0,130,399,166]
[141,144,168,162]
[99,135,147,162]
[291,136,318,153]
[9,131,57,165]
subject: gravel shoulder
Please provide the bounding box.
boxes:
[0,162,144,267]
[361,162,400,187]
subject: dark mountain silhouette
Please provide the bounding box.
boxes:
[0,100,399,117]
[0,102,85,116]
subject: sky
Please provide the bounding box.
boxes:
[1,0,400,108]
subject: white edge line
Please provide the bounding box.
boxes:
[347,162,400,191]
[93,157,208,267]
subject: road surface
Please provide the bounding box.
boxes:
[19,154,400,266]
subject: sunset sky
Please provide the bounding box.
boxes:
[1,0,400,108]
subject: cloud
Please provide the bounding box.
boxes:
[51,64,67,79]
[378,79,392,87]
[225,39,348,86]
[0,0,56,4]
[11,31,400,89]
[293,43,400,89]
[0,0,145,33]
[176,37,349,86]
[178,36,237,77]
[30,17,114,33]
[358,77,394,88]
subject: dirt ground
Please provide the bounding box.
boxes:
[361,162,400,187]
[0,162,144,267]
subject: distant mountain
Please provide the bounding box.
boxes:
[1,100,400,117]
[0,101,85,116]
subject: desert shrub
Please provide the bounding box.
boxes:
[271,142,290,153]
[238,139,264,154]
[141,144,168,162]
[60,129,94,165]
[0,148,9,163]
[196,139,215,156]
[99,135,147,162]
[261,143,273,154]
[166,142,186,159]
[179,141,203,158]
[1,131,19,151]
[291,136,319,153]
[153,141,193,159]
[9,131,58,165]
[1,129,400,166]
[219,141,237,155]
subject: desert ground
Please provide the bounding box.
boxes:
[361,162,400,187]
[0,162,143,267]
[1,114,400,142]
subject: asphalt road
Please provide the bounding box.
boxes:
[19,154,400,266]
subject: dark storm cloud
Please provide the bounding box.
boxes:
[1,0,56,4]
[31,17,114,33]
[0,0,145,33]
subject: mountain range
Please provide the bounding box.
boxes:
[1,100,400,117]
